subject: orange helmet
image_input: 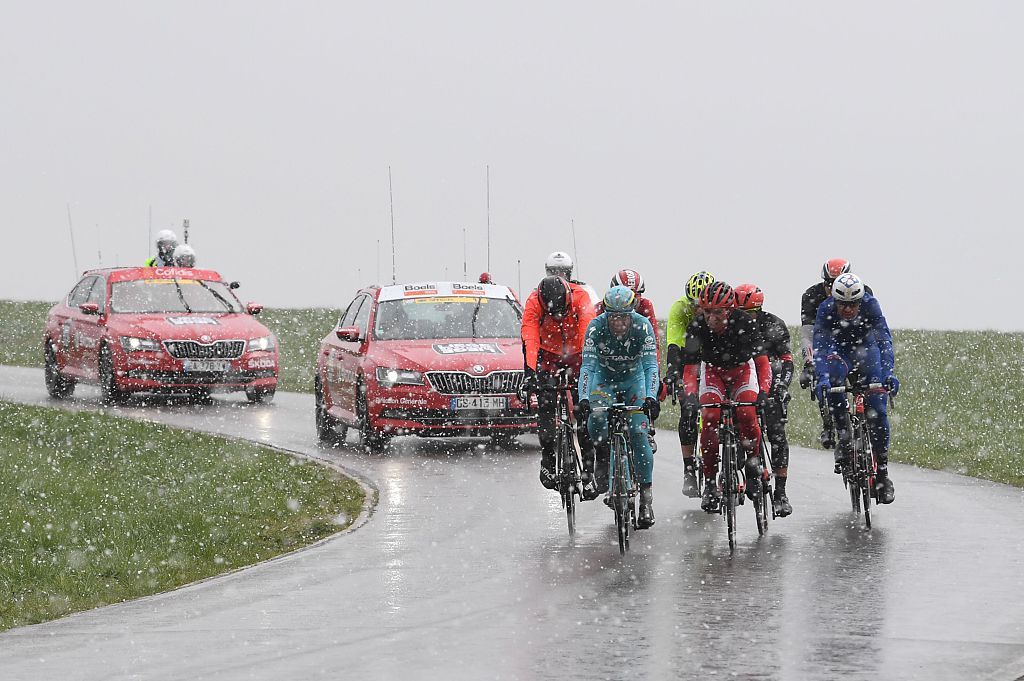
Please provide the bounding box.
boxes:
[699,281,735,309]
[733,283,764,311]
[822,258,851,282]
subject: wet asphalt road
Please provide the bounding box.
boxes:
[2,365,1024,680]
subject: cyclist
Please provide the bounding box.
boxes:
[145,229,178,267]
[545,251,598,310]
[521,275,598,495]
[735,284,795,517]
[799,258,872,449]
[680,281,773,514]
[598,269,662,364]
[578,286,661,528]
[665,270,715,497]
[813,273,898,504]
[173,244,196,268]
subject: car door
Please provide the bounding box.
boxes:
[75,276,108,379]
[336,294,373,423]
[60,276,98,377]
[324,295,363,422]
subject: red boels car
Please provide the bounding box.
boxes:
[43,267,279,404]
[315,281,535,451]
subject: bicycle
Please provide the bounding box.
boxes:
[702,400,770,551]
[592,402,647,555]
[521,368,583,538]
[827,382,888,529]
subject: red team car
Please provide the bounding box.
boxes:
[43,267,279,404]
[315,281,535,451]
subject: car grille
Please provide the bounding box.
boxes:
[163,339,245,359]
[426,370,524,395]
[125,369,275,385]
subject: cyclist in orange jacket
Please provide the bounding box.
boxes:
[521,275,598,494]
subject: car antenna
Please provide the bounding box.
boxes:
[463,227,467,281]
[388,166,397,284]
[65,203,80,276]
[571,218,579,279]
[96,223,102,267]
[485,165,491,272]
[183,217,190,244]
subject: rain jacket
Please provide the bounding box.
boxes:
[521,282,596,371]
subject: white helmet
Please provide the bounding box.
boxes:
[545,251,574,278]
[173,244,196,268]
[832,273,865,303]
[156,229,178,256]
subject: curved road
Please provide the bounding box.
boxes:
[1,365,1024,680]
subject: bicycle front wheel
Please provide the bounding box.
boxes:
[722,439,738,552]
[861,432,873,529]
[561,432,576,538]
[612,437,630,554]
[849,425,863,515]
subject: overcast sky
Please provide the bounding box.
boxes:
[2,2,1021,330]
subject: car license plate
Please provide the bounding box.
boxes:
[183,359,232,373]
[450,396,507,410]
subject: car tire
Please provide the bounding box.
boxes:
[356,378,390,454]
[315,377,346,446]
[99,345,130,405]
[44,341,75,399]
[246,387,275,404]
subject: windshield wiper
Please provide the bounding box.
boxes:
[172,279,192,313]
[196,280,235,312]
[469,297,483,339]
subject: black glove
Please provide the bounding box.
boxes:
[644,396,660,421]
[576,399,592,423]
[663,364,681,385]
[770,378,789,405]
[798,361,814,390]
[682,392,699,413]
[885,375,900,398]
[521,366,538,393]
[756,390,770,411]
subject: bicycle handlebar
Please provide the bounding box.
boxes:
[828,382,885,394]
[700,400,759,408]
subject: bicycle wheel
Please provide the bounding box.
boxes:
[849,423,862,515]
[755,468,769,537]
[861,431,873,529]
[558,424,576,538]
[722,436,738,552]
[612,436,629,555]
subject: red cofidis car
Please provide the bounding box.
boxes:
[315,281,535,451]
[43,267,279,404]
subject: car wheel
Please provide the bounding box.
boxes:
[44,341,75,399]
[246,387,276,404]
[315,377,346,446]
[356,378,390,453]
[99,344,129,405]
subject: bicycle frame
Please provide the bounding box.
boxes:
[593,402,646,555]
[828,382,887,528]
[702,400,765,550]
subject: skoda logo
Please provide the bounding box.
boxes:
[200,334,212,343]
[472,364,485,374]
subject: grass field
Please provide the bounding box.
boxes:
[0,400,366,631]
[3,299,1023,487]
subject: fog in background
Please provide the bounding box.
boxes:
[2,2,1021,330]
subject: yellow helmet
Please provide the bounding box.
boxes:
[685,271,715,302]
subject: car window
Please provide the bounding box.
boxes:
[352,296,372,337]
[109,279,243,314]
[374,296,522,340]
[340,297,363,328]
[68,276,96,307]
[86,277,107,312]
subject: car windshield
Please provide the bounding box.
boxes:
[374,296,521,340]
[110,279,243,314]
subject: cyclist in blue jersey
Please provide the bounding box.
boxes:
[577,286,661,528]
[813,273,899,504]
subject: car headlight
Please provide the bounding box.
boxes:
[120,336,162,352]
[248,335,275,352]
[375,367,424,387]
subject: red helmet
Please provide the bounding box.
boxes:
[610,268,644,294]
[733,283,764,310]
[822,258,851,282]
[478,272,493,284]
[699,281,735,309]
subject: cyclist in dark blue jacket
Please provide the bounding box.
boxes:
[813,273,899,504]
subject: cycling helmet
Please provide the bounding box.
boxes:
[699,281,735,309]
[685,271,715,302]
[538,275,572,318]
[173,244,196,267]
[544,251,574,278]
[610,268,644,294]
[603,285,637,314]
[822,258,851,282]
[156,229,178,257]
[832,273,865,303]
[733,283,764,311]
[478,272,493,284]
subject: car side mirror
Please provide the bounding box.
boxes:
[229,281,240,290]
[79,302,100,315]
[246,302,264,315]
[336,326,361,342]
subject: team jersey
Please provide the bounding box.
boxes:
[812,293,894,379]
[579,311,660,401]
[680,309,772,395]
[751,309,795,390]
[520,282,596,371]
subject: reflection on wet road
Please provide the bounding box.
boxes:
[1,365,1023,680]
